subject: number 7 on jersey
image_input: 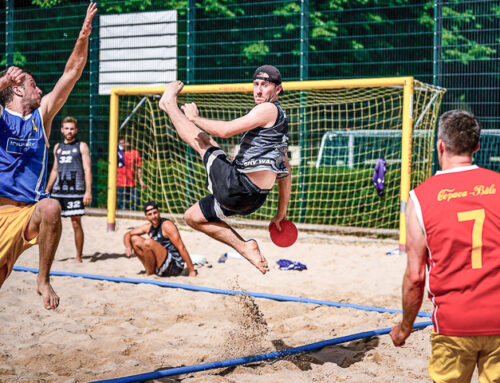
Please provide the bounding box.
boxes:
[457,209,485,269]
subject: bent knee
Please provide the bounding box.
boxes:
[143,238,156,249]
[183,209,197,227]
[184,204,206,227]
[38,198,62,221]
[130,235,143,247]
[183,210,193,227]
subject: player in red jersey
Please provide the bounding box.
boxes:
[390,110,500,382]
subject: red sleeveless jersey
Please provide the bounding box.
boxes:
[411,166,500,336]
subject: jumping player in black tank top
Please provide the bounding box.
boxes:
[123,201,197,277]
[159,65,292,275]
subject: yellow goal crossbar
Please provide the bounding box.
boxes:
[108,77,416,251]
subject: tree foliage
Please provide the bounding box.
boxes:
[24,0,496,73]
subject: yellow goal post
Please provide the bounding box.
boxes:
[107,77,445,252]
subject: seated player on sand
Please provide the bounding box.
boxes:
[123,201,197,277]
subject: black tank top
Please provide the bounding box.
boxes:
[233,101,289,178]
[52,140,85,198]
[148,218,183,267]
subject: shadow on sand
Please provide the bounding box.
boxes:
[57,252,129,263]
[212,336,380,376]
[126,335,380,381]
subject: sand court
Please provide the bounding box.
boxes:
[0,215,437,382]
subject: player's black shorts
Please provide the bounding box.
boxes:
[156,252,184,277]
[199,147,270,222]
[54,197,85,217]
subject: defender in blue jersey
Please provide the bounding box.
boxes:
[0,3,98,310]
[159,65,292,275]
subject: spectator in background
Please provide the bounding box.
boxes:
[46,116,92,263]
[117,137,145,210]
[390,110,500,382]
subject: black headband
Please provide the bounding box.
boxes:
[254,75,278,84]
[144,201,159,213]
[252,65,282,85]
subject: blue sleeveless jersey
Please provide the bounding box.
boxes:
[0,107,49,203]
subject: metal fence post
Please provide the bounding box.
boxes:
[432,0,443,173]
[433,0,442,87]
[187,0,196,85]
[89,2,100,206]
[185,0,197,203]
[5,0,14,67]
[298,0,310,222]
[300,0,309,82]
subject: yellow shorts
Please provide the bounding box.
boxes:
[429,332,500,383]
[0,204,38,287]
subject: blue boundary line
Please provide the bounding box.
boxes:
[13,266,431,318]
[91,321,433,383]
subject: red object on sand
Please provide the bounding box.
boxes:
[269,219,298,247]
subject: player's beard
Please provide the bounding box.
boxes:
[262,93,277,103]
[24,96,41,112]
[254,95,273,104]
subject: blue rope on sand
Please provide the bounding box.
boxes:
[13,266,431,318]
[90,321,433,383]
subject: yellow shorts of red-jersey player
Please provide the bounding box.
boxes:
[429,332,500,383]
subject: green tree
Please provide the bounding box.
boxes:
[421,0,497,64]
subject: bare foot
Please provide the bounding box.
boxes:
[36,278,60,310]
[76,257,82,263]
[159,81,184,111]
[240,239,269,275]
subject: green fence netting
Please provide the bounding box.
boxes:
[0,0,498,210]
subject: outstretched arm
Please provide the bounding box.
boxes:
[40,3,97,135]
[123,223,149,258]
[80,142,92,206]
[181,102,278,138]
[46,144,59,193]
[390,196,427,346]
[270,154,292,230]
[162,220,197,277]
